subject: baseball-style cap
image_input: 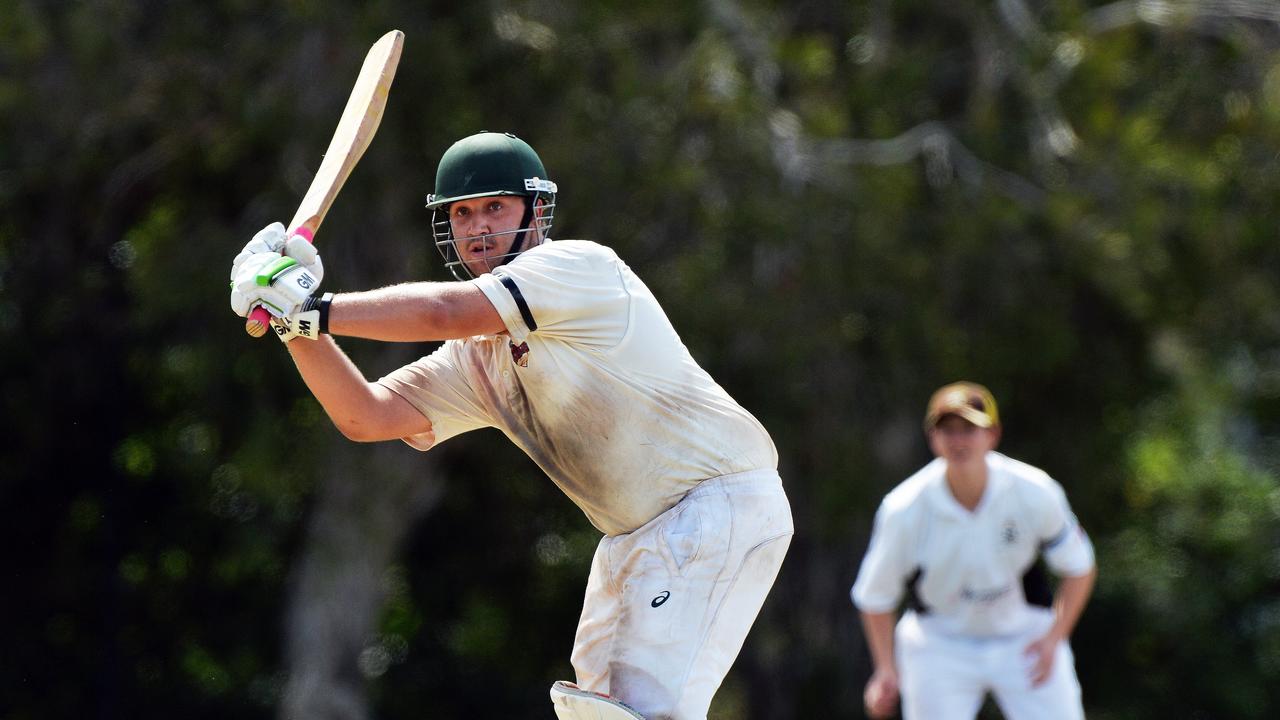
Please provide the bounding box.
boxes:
[924,381,1000,430]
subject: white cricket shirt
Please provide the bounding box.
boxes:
[377,239,777,536]
[851,451,1094,637]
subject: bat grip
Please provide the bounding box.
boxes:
[243,227,316,338]
[244,305,273,338]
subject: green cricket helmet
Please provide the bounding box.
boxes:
[426,131,558,280]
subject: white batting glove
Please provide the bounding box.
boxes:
[269,308,323,343]
[229,222,325,318]
[230,222,285,278]
[230,222,322,276]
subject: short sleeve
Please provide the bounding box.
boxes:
[851,501,914,613]
[1035,480,1095,577]
[471,241,629,346]
[375,342,492,450]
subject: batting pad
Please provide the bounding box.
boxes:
[550,681,645,720]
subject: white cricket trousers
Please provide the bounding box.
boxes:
[569,469,793,720]
[896,611,1085,720]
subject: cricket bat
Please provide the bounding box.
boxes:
[245,29,405,337]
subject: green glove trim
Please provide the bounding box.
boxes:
[256,256,299,286]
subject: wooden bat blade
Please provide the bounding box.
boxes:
[245,29,404,338]
[288,29,404,237]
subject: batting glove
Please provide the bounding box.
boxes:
[229,222,325,318]
[269,309,321,343]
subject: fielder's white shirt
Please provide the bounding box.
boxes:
[852,451,1094,637]
[378,239,778,536]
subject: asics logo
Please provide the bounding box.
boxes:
[651,591,670,608]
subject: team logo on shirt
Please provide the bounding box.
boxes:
[509,340,530,367]
[1001,519,1018,545]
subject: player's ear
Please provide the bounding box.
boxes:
[988,425,1002,448]
[925,426,942,456]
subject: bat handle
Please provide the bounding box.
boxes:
[244,306,273,337]
[243,226,316,338]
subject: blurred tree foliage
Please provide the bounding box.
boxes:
[2,0,1279,718]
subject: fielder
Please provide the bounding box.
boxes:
[229,131,793,720]
[851,382,1096,720]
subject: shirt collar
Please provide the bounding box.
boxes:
[926,452,1007,518]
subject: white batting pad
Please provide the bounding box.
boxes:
[549,681,645,720]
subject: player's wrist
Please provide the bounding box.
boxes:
[871,665,898,681]
[300,292,335,334]
[270,308,321,343]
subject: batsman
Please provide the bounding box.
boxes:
[229,131,794,720]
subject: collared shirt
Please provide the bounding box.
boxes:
[852,451,1094,637]
[378,239,777,536]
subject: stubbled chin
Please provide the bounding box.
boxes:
[463,259,496,276]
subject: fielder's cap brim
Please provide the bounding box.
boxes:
[927,405,994,428]
[924,381,1000,430]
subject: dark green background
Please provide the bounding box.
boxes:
[3,1,1279,718]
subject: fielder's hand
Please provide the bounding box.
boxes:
[1023,633,1059,687]
[229,222,325,318]
[864,667,900,719]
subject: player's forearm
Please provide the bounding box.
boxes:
[859,610,898,672]
[327,282,504,341]
[1048,566,1096,643]
[285,335,390,438]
